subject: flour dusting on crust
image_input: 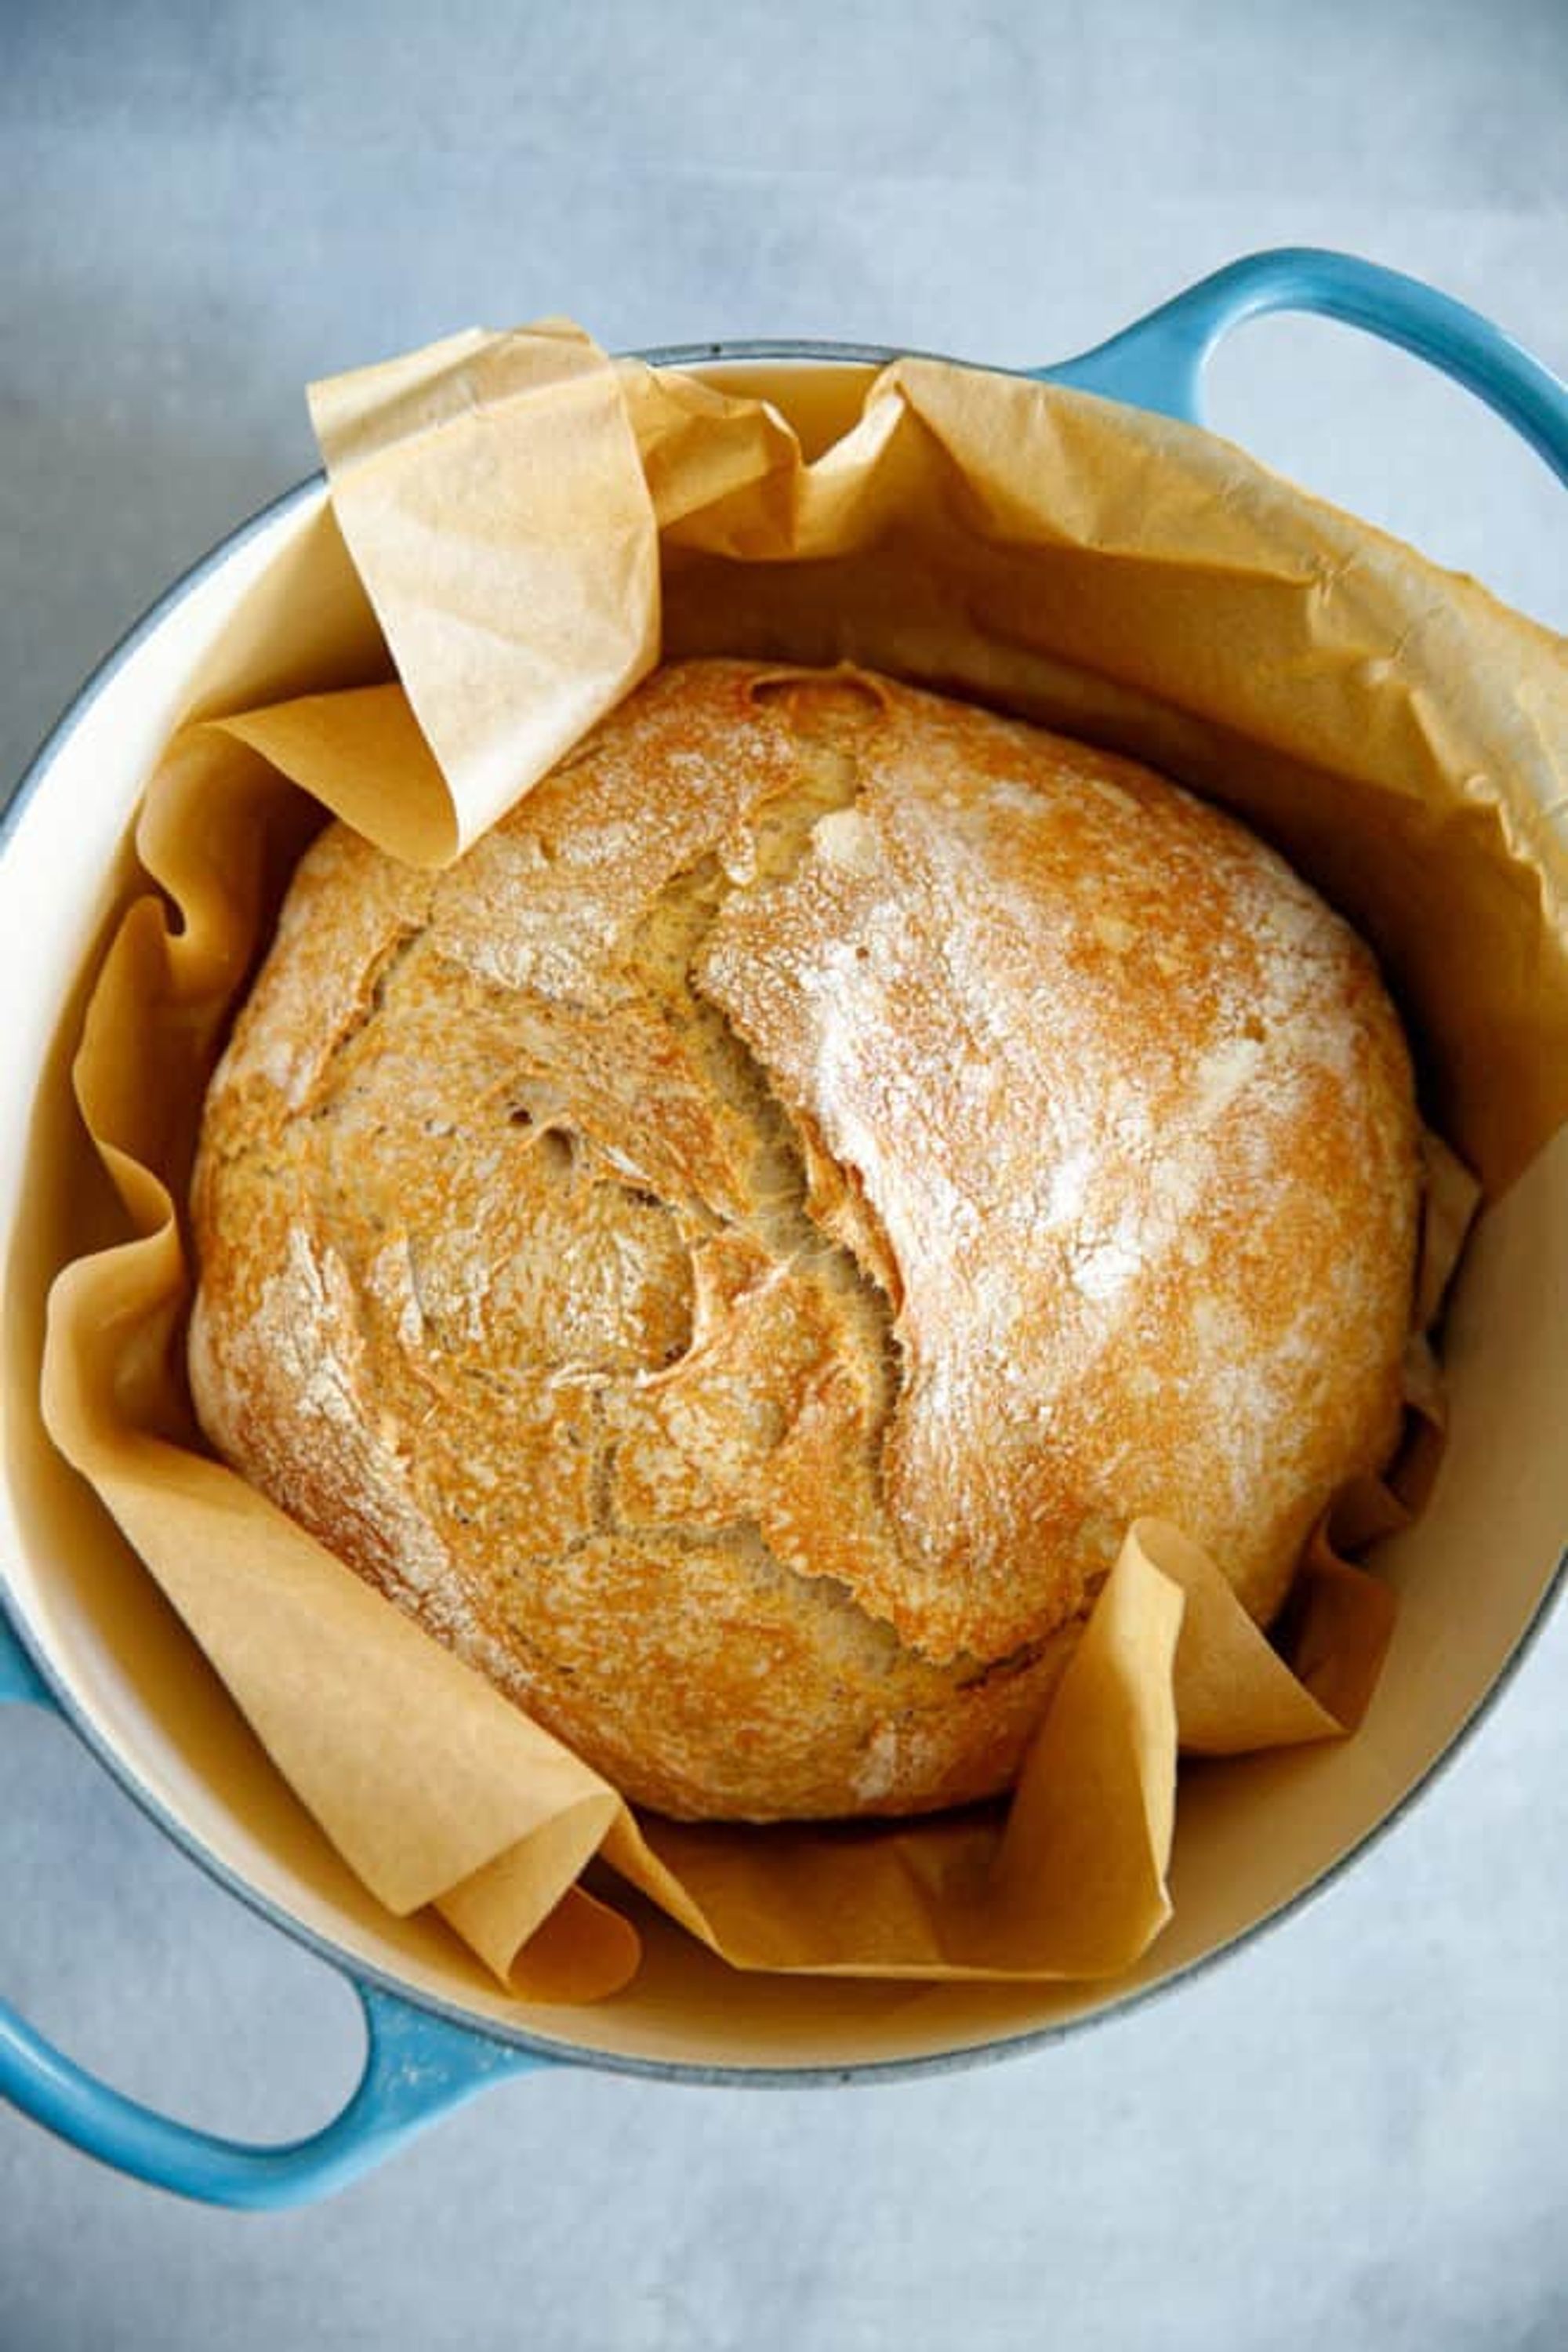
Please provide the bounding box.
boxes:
[187,662,1420,1819]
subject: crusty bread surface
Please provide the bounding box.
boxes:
[188,661,1420,1820]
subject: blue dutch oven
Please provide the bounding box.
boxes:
[3,250,1566,2209]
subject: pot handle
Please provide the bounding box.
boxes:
[1036,245,1568,482]
[0,1608,549,2209]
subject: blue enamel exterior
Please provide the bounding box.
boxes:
[0,1614,546,2208]
[0,1610,48,1708]
[2,249,1564,2209]
[1036,246,1568,478]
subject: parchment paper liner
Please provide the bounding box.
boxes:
[42,321,1565,2002]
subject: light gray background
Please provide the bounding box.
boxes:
[3,4,1566,2346]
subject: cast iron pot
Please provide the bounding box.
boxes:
[2,249,1566,2207]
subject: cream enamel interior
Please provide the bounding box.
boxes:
[2,358,1566,2074]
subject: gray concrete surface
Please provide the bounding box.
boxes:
[3,3,1566,2345]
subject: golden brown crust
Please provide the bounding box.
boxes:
[188,660,1419,1820]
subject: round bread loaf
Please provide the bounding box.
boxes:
[188,660,1420,1820]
